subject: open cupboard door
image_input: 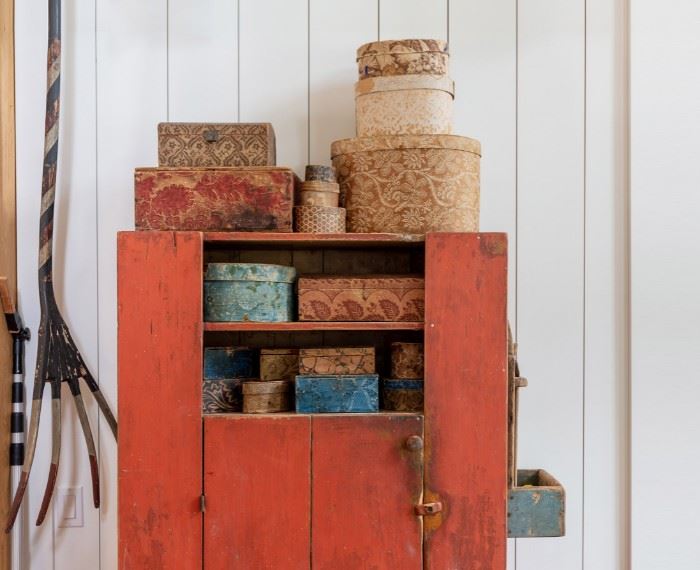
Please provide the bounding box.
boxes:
[423,233,509,569]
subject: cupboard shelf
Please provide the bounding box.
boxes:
[203,321,424,332]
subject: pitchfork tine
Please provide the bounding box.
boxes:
[70,379,100,507]
[5,381,45,533]
[81,374,118,440]
[36,379,61,526]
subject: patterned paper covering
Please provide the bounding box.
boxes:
[331,135,480,234]
[299,347,375,375]
[202,378,243,413]
[355,75,454,137]
[134,167,296,232]
[294,206,346,233]
[158,122,276,167]
[390,342,424,379]
[298,275,424,322]
[356,39,448,58]
[260,348,299,381]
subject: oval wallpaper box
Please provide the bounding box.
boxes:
[204,263,296,322]
[259,348,299,381]
[134,167,297,232]
[295,374,379,413]
[293,206,346,233]
[298,347,375,375]
[356,39,449,78]
[158,122,276,167]
[242,380,293,413]
[355,74,454,136]
[382,379,424,412]
[305,164,336,182]
[390,342,424,379]
[204,347,258,379]
[331,134,480,234]
[297,275,424,322]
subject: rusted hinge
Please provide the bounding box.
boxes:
[415,502,443,516]
[200,495,206,513]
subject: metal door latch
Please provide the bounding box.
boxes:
[415,502,443,516]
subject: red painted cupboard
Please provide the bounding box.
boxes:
[117,231,507,569]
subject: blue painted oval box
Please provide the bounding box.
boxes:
[204,263,296,322]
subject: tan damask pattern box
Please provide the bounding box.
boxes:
[158,122,276,167]
[331,134,480,234]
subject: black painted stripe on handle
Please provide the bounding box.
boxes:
[9,444,24,467]
[10,412,23,434]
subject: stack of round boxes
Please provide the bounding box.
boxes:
[331,39,481,235]
[383,342,424,412]
[294,164,346,233]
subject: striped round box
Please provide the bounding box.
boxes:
[299,180,340,207]
[294,205,346,233]
[305,164,336,183]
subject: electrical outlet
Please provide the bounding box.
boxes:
[54,487,84,528]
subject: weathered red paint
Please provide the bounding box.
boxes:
[118,231,203,570]
[204,415,311,568]
[423,232,508,569]
[311,414,424,569]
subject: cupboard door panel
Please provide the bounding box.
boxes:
[311,414,424,570]
[424,233,508,569]
[204,415,311,569]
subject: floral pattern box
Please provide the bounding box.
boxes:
[134,167,297,231]
[297,275,424,322]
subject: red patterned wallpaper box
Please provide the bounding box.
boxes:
[297,275,424,322]
[134,167,297,232]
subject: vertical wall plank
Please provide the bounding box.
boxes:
[517,0,584,569]
[309,0,377,164]
[239,0,308,175]
[14,1,53,564]
[168,0,238,122]
[52,0,101,567]
[96,2,168,568]
[584,0,629,568]
[0,0,15,565]
[630,1,700,568]
[379,0,447,40]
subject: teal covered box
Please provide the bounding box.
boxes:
[204,263,296,322]
[295,374,379,413]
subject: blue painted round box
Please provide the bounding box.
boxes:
[204,263,297,322]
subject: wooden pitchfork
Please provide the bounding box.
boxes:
[5,0,118,532]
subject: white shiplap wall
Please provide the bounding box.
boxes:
[13,0,628,568]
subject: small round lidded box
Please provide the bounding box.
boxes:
[204,263,296,322]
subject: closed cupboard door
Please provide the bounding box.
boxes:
[311,414,424,570]
[204,413,423,569]
[204,415,312,569]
